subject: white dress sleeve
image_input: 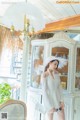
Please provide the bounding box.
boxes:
[58,75,64,102]
[41,74,54,111]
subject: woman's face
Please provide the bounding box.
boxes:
[49,60,59,70]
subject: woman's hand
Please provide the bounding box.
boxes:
[60,102,65,109]
[49,108,56,113]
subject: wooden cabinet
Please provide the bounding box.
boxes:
[27,88,42,120]
[74,97,80,120]
[27,32,80,120]
[75,48,80,90]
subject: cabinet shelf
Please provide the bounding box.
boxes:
[60,74,68,77]
[75,72,80,77]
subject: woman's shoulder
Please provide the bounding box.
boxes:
[42,71,49,78]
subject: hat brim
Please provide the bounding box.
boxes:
[44,56,68,69]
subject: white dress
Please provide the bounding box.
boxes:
[41,72,63,113]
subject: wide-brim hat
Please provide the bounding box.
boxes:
[44,56,68,69]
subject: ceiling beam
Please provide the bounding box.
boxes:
[36,14,80,34]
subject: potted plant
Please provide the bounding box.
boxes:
[0,83,11,104]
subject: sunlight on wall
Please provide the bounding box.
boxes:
[0,48,12,75]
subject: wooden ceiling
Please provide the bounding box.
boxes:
[28,0,80,22]
[0,0,80,34]
[36,14,80,34]
[28,0,80,33]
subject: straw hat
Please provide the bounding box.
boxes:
[44,56,68,69]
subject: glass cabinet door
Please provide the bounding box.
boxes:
[75,48,80,90]
[31,46,44,88]
[51,47,69,90]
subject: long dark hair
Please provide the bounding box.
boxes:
[44,59,59,72]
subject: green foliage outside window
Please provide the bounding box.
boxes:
[0,83,11,104]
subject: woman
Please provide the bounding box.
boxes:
[41,56,67,120]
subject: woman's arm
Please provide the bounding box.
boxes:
[41,74,54,111]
